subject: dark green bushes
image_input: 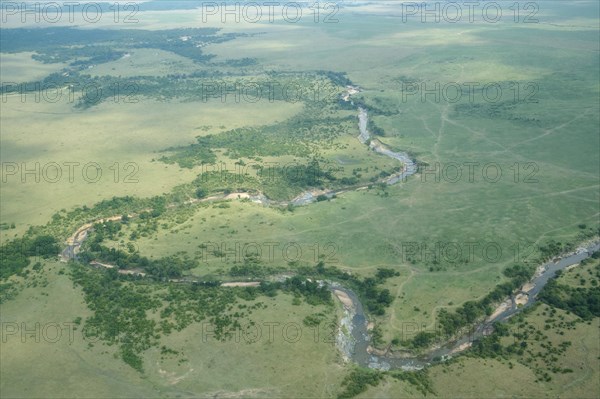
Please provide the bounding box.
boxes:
[0,235,60,279]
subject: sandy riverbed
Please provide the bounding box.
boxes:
[487,300,511,321]
[221,282,261,287]
[449,342,473,355]
[521,282,534,293]
[333,289,354,309]
[515,293,529,306]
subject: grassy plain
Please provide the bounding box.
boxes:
[0,93,303,238]
[0,1,599,398]
[360,259,600,398]
[0,259,346,398]
[0,52,68,83]
[0,260,159,398]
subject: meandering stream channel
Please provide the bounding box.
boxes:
[331,241,600,371]
[59,86,599,371]
[288,86,417,205]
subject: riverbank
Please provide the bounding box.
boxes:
[329,240,599,370]
[59,207,599,371]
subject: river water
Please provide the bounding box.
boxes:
[333,241,599,370]
[246,95,597,370]
[356,106,418,185]
[289,89,417,206]
[62,86,598,372]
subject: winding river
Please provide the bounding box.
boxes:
[357,106,418,185]
[288,87,417,205]
[335,88,599,369]
[62,215,599,371]
[333,241,600,371]
[59,86,598,371]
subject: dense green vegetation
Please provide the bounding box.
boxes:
[79,220,197,279]
[67,227,401,373]
[227,255,281,279]
[56,195,597,377]
[0,27,227,65]
[69,260,336,372]
[435,263,535,338]
[337,368,384,399]
[2,2,599,397]
[161,98,350,165]
[0,235,59,279]
[171,157,346,201]
[538,256,600,319]
[0,26,260,110]
[389,369,436,396]
[337,367,435,399]
[70,264,161,371]
[302,262,400,315]
[466,255,600,383]
[467,304,585,381]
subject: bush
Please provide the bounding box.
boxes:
[195,187,208,199]
[338,368,384,399]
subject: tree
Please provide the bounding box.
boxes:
[412,331,435,348]
[195,187,208,199]
[28,235,60,257]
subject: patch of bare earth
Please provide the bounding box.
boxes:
[333,289,353,309]
[221,282,261,287]
[515,293,529,306]
[200,388,276,398]
[487,300,511,321]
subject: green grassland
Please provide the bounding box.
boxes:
[358,258,600,398]
[0,52,68,83]
[1,1,599,398]
[0,91,303,238]
[0,260,160,398]
[90,49,200,78]
[0,259,347,398]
